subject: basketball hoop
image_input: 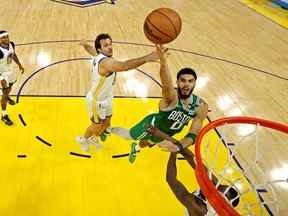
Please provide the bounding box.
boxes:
[195,116,288,216]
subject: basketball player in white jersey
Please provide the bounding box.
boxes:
[77,33,162,151]
[0,31,24,126]
[166,148,240,216]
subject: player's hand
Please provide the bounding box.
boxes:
[196,102,209,121]
[158,140,181,152]
[156,44,169,61]
[145,49,160,62]
[145,45,169,62]
[79,40,88,47]
[19,65,24,74]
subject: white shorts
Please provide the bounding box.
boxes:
[0,70,17,88]
[86,92,113,122]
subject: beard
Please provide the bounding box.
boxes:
[106,49,113,57]
[177,87,193,99]
[105,52,112,57]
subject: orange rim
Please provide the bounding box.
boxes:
[195,116,288,216]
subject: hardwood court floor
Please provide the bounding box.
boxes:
[1,0,287,215]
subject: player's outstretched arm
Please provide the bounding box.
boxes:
[79,40,97,56]
[167,151,211,215]
[9,42,24,73]
[156,45,177,108]
[179,147,196,169]
[12,53,24,73]
[166,153,193,207]
[180,102,208,149]
[99,48,162,76]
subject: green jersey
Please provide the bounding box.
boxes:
[154,94,201,136]
[130,94,202,143]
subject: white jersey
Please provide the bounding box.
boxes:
[88,53,115,101]
[0,42,15,73]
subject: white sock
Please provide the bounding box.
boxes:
[135,144,141,151]
[105,127,112,133]
[111,127,132,140]
[77,136,88,144]
[2,110,7,116]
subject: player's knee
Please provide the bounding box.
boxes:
[1,93,8,101]
[90,120,105,130]
[139,140,149,148]
[89,124,97,132]
[90,119,101,128]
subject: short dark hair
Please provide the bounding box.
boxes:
[177,68,197,80]
[0,30,8,35]
[94,33,112,53]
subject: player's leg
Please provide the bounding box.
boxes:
[128,139,153,163]
[82,117,106,149]
[5,71,17,105]
[111,125,139,162]
[127,115,156,163]
[84,108,109,148]
[99,99,113,142]
[7,82,15,105]
[111,115,152,141]
[76,95,107,151]
[0,78,13,125]
[111,115,151,162]
[85,116,109,139]
[111,127,133,140]
[139,139,151,148]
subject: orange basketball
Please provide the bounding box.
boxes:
[144,8,182,44]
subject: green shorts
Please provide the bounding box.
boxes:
[129,114,163,144]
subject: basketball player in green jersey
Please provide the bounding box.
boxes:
[111,45,209,163]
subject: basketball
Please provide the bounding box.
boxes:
[143,8,182,44]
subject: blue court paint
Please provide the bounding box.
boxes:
[273,0,288,9]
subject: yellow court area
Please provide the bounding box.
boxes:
[0,96,263,216]
[241,0,288,28]
[1,0,288,215]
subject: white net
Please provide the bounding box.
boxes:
[196,117,288,216]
